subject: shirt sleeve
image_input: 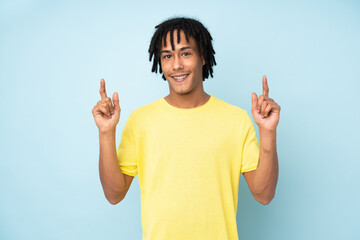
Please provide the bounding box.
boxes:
[116,113,138,177]
[240,111,260,175]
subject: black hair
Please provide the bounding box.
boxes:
[148,17,216,81]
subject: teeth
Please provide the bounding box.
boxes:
[173,75,188,80]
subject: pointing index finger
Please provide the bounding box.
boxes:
[262,75,269,97]
[99,78,107,99]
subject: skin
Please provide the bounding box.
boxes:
[244,75,281,205]
[92,29,281,205]
[92,80,133,205]
[160,29,210,109]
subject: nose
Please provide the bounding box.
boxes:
[172,55,184,71]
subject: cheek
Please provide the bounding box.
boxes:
[161,62,170,73]
[184,60,198,70]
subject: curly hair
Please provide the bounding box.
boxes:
[148,17,216,81]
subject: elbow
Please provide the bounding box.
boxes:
[254,192,275,205]
[258,197,272,205]
[108,198,121,205]
[106,193,125,205]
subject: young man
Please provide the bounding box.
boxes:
[92,17,280,240]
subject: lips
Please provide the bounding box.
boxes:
[172,74,189,82]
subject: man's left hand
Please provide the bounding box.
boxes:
[251,75,281,131]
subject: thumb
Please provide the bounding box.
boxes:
[251,92,258,112]
[112,92,121,111]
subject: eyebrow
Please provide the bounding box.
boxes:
[160,46,192,54]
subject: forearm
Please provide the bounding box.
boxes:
[252,129,279,203]
[99,130,126,204]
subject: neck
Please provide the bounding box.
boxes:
[164,91,211,109]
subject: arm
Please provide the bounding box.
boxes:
[243,129,278,205]
[245,75,280,205]
[93,78,134,205]
[99,130,133,205]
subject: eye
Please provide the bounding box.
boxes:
[182,52,191,56]
[163,54,171,59]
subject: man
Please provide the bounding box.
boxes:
[92,17,280,240]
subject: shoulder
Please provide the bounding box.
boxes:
[126,98,162,123]
[212,96,255,130]
[212,96,249,118]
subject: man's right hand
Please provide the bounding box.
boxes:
[92,78,121,133]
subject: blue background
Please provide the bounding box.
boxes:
[1,0,359,239]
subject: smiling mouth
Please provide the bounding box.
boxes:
[172,74,189,82]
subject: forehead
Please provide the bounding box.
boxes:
[160,29,198,51]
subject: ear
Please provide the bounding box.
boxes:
[202,56,205,66]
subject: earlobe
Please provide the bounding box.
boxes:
[202,57,205,66]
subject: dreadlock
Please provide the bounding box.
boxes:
[148,17,216,81]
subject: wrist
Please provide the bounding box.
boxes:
[99,129,116,138]
[259,128,277,153]
[259,128,276,135]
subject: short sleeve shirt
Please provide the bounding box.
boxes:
[117,95,259,240]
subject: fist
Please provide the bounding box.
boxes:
[92,78,121,133]
[251,75,281,131]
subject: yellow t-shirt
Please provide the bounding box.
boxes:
[116,95,259,240]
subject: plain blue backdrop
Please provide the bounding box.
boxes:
[0,0,359,239]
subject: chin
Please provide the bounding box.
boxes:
[177,91,192,95]
[171,88,191,95]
